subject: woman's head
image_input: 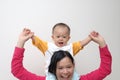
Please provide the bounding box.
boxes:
[48,50,75,80]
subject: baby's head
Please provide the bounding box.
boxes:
[52,23,70,35]
[52,23,71,47]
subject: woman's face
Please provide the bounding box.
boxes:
[56,57,74,80]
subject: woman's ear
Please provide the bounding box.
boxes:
[73,62,75,68]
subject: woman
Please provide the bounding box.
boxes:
[11,29,112,80]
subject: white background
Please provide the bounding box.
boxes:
[0,0,120,79]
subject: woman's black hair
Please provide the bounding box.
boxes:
[48,50,74,76]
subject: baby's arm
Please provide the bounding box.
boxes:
[80,35,92,48]
[22,28,48,54]
[80,31,99,48]
[30,32,48,54]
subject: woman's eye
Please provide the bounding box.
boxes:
[58,67,63,69]
[67,66,72,68]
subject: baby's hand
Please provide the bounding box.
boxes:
[88,31,98,40]
[90,31,98,37]
[23,28,31,35]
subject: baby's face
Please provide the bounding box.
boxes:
[52,26,70,47]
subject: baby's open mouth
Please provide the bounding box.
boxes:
[59,42,63,44]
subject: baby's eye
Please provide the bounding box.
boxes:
[57,36,60,38]
[63,36,66,38]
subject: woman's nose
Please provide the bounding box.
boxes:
[62,68,68,73]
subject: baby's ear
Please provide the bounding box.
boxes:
[51,35,54,39]
[68,36,71,39]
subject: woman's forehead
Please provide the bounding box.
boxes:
[57,57,73,67]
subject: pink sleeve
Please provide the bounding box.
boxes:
[11,47,46,80]
[80,45,112,80]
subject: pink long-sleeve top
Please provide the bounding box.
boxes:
[11,45,112,80]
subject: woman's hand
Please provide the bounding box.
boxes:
[17,28,34,48]
[89,31,106,48]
